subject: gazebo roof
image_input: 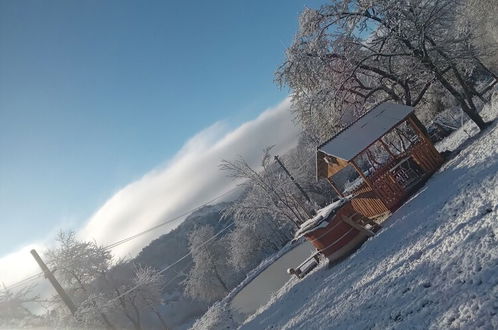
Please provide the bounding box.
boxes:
[318,103,414,161]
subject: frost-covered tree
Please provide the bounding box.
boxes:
[227,218,286,271]
[0,285,43,328]
[132,266,169,330]
[221,147,315,229]
[46,232,112,287]
[98,262,169,330]
[46,231,169,330]
[277,17,433,141]
[184,225,235,303]
[278,0,495,139]
[284,136,337,205]
[459,0,498,76]
[221,182,295,272]
[45,231,116,329]
[220,142,335,271]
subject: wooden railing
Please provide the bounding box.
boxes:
[350,183,389,218]
[350,139,443,217]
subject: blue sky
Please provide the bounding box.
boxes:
[0,0,326,257]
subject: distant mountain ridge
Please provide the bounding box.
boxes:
[134,202,231,270]
[131,202,233,328]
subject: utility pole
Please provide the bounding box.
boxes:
[274,155,316,216]
[30,249,77,315]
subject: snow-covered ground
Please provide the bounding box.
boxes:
[237,100,498,329]
[195,98,498,330]
[189,239,308,330]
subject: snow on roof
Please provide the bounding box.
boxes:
[318,103,414,161]
[294,197,351,240]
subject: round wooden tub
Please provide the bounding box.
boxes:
[304,201,373,262]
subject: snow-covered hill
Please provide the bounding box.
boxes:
[237,102,498,329]
[133,203,232,328]
[195,99,498,330]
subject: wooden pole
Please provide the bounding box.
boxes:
[274,155,315,216]
[30,249,77,316]
[350,160,390,211]
[350,160,374,191]
[407,114,431,144]
[326,177,345,198]
[274,155,312,203]
[407,114,444,165]
[379,138,395,158]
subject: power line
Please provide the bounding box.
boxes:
[79,153,314,303]
[5,151,316,294]
[2,271,44,291]
[160,261,192,291]
[103,186,239,250]
[101,152,316,303]
[104,221,235,306]
[102,152,316,251]
[2,185,242,292]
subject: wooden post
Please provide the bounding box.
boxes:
[350,160,374,191]
[350,159,390,211]
[407,114,444,166]
[31,249,77,316]
[379,138,395,158]
[326,177,345,198]
[274,155,315,217]
[407,114,431,144]
[274,155,312,203]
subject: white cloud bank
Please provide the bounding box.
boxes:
[0,97,301,286]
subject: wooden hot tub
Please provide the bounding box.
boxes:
[296,200,377,263]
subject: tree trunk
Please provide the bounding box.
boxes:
[73,274,116,330]
[213,265,229,293]
[361,11,489,131]
[113,288,141,330]
[130,301,142,330]
[464,107,489,130]
[152,308,170,330]
[423,58,488,130]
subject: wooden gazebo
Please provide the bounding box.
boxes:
[317,103,444,219]
[289,103,444,275]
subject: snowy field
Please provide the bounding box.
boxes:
[194,98,498,329]
[238,102,498,329]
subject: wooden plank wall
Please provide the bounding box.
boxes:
[350,183,390,218]
[349,139,443,218]
[410,140,444,173]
